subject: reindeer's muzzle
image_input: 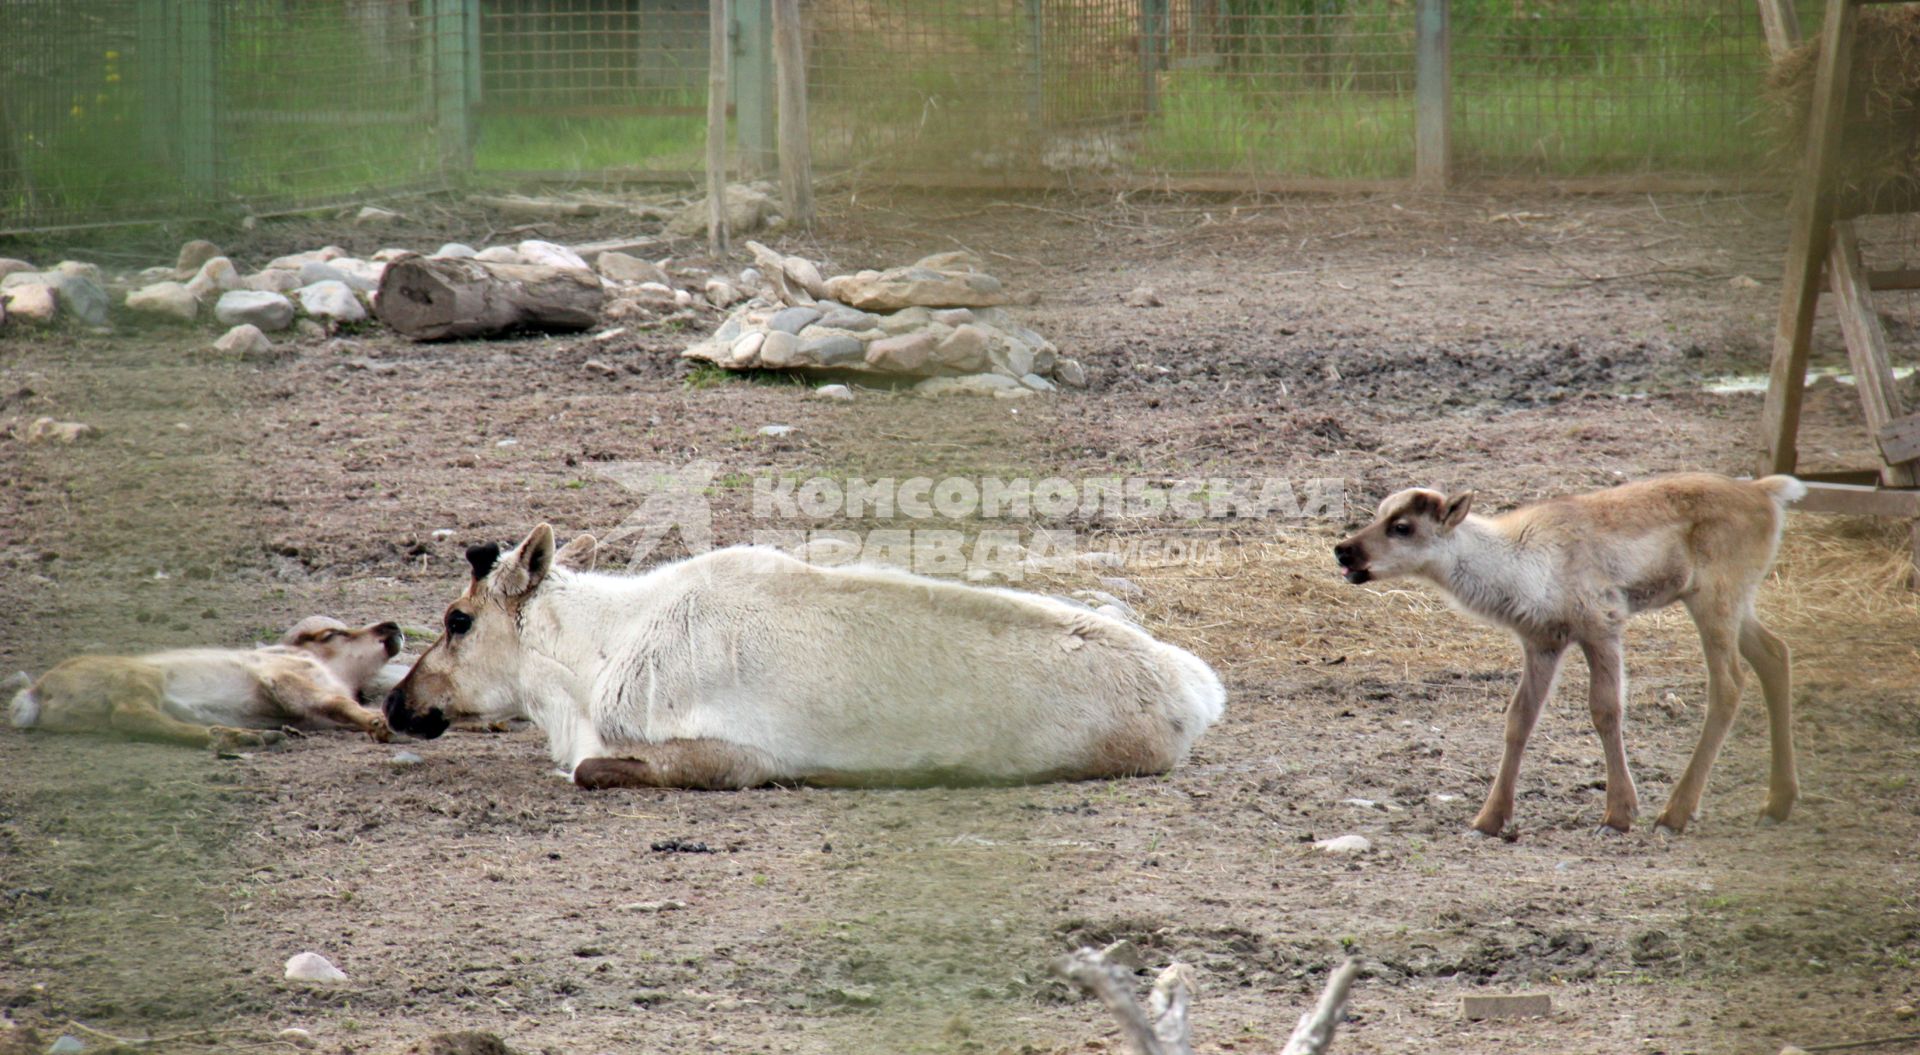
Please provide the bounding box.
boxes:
[1333,541,1371,584]
[384,685,450,740]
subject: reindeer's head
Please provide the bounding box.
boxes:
[383,525,596,739]
[280,616,403,693]
[1333,488,1474,585]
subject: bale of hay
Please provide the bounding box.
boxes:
[1766,8,1920,213]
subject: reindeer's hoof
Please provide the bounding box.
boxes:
[1651,821,1684,838]
[1592,824,1629,838]
[211,727,283,752]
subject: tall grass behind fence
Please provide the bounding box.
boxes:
[0,0,460,234]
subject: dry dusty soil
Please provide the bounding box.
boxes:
[2,192,1919,1055]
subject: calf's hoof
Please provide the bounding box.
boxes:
[365,716,393,744]
[211,727,283,752]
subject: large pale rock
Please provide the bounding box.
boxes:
[26,417,96,443]
[597,252,669,286]
[767,306,821,334]
[55,260,103,283]
[176,240,222,276]
[667,184,779,238]
[295,281,367,323]
[433,243,478,259]
[243,269,303,294]
[354,205,402,226]
[517,240,590,271]
[825,266,1009,312]
[800,332,865,366]
[915,374,1028,398]
[865,332,936,374]
[213,323,272,357]
[704,277,741,308]
[284,952,348,984]
[300,260,374,292]
[783,255,828,299]
[3,283,58,323]
[726,331,765,368]
[371,247,414,262]
[184,256,243,300]
[266,246,345,271]
[758,330,802,369]
[215,290,295,331]
[1054,359,1088,388]
[934,324,990,372]
[474,246,523,264]
[3,272,109,326]
[126,282,197,322]
[875,306,934,335]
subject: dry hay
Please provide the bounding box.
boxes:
[1767,8,1920,209]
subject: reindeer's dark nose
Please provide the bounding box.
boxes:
[383,685,450,740]
[1334,542,1359,568]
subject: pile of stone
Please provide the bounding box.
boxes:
[0,259,112,329]
[682,244,1085,397]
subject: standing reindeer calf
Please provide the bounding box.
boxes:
[1333,473,1805,836]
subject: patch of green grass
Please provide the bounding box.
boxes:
[474,112,705,174]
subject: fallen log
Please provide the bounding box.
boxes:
[375,254,603,340]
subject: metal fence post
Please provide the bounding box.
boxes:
[1027,0,1044,131]
[1415,0,1451,190]
[136,0,172,174]
[464,0,483,129]
[433,0,473,174]
[736,0,777,178]
[178,0,217,202]
[1140,0,1165,116]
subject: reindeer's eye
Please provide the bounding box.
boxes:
[446,610,474,636]
[1389,520,1414,537]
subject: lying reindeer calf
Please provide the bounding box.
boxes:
[8,617,403,751]
[1334,472,1804,837]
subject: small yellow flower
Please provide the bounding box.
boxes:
[105,50,120,60]
[70,104,85,118]
[106,72,121,83]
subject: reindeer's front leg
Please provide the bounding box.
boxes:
[1471,643,1564,836]
[264,669,391,742]
[574,739,784,790]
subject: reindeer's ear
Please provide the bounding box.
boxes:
[1441,491,1475,530]
[554,533,598,572]
[494,524,555,597]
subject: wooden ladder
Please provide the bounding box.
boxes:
[1758,0,1920,570]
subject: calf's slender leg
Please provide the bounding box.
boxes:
[573,738,785,790]
[1739,613,1797,823]
[1471,642,1565,835]
[1656,599,1746,834]
[1582,637,1638,834]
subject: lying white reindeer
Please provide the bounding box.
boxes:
[383,525,1226,788]
[1333,473,1803,836]
[9,616,403,750]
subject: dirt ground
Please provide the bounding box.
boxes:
[3,191,1919,1055]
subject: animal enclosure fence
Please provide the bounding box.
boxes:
[1,0,1794,234]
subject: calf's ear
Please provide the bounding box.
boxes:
[554,533,598,572]
[494,524,556,597]
[1441,490,1475,530]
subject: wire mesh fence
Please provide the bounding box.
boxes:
[1,0,1791,234]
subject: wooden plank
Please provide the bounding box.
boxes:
[772,0,813,227]
[1760,0,1859,475]
[1415,0,1452,190]
[734,0,777,178]
[1795,481,1920,518]
[1755,0,1802,57]
[1869,268,1920,291]
[1829,221,1919,486]
[1879,413,1920,466]
[1461,994,1552,1021]
[178,0,216,200]
[706,0,731,256]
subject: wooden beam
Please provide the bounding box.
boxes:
[1829,221,1919,486]
[1795,481,1920,519]
[1879,413,1920,466]
[1755,0,1802,57]
[1415,0,1451,190]
[771,0,814,228]
[707,0,731,256]
[1869,268,1920,291]
[1760,0,1859,475]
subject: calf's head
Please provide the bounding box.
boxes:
[385,524,594,738]
[1333,488,1474,585]
[282,616,403,692]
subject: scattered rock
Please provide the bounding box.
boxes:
[826,265,1011,312]
[767,306,822,334]
[54,261,102,284]
[213,324,272,357]
[2,271,110,326]
[295,281,367,323]
[914,374,1026,398]
[666,183,780,238]
[1020,372,1056,392]
[23,413,92,441]
[125,282,197,322]
[2,284,57,324]
[866,332,937,374]
[371,247,413,262]
[823,984,881,1008]
[474,246,523,264]
[434,243,478,259]
[1054,359,1088,388]
[800,333,865,366]
[783,255,828,299]
[1313,834,1372,855]
[184,256,243,300]
[582,359,619,378]
[266,246,345,271]
[812,383,854,402]
[758,424,795,437]
[727,331,765,367]
[275,1028,316,1049]
[934,324,991,372]
[215,290,295,331]
[402,1031,523,1055]
[389,751,424,767]
[175,239,222,276]
[283,951,348,984]
[620,899,688,913]
[353,205,402,225]
[1099,938,1147,970]
[242,269,303,294]
[299,260,373,292]
[758,330,802,369]
[704,277,741,307]
[816,305,879,331]
[1124,285,1163,307]
[517,240,590,271]
[294,319,327,341]
[597,251,670,286]
[1729,274,1761,290]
